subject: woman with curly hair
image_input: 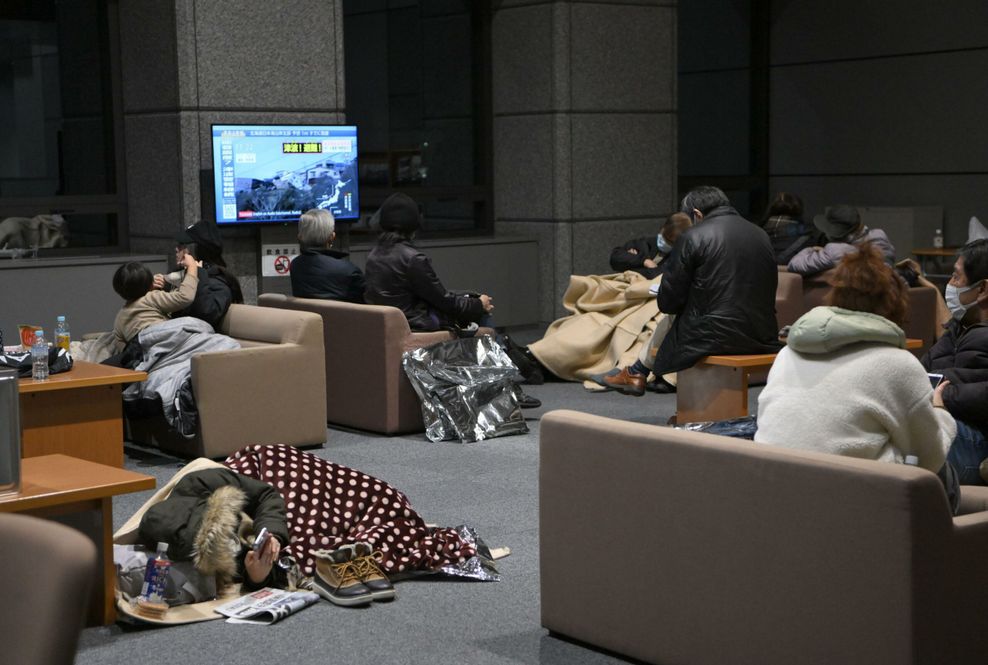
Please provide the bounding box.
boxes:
[755,244,958,507]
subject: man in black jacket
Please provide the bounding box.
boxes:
[290,208,365,303]
[592,186,782,395]
[922,239,988,484]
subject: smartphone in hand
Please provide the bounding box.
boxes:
[253,527,271,553]
[928,373,944,390]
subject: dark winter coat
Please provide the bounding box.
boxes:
[654,206,782,374]
[922,319,988,432]
[290,248,365,303]
[176,263,239,331]
[609,236,669,279]
[138,468,290,589]
[761,215,827,265]
[364,238,485,331]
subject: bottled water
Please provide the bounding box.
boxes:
[31,330,48,381]
[55,316,70,352]
[139,542,173,605]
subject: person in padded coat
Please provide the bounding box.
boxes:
[608,212,692,278]
[138,467,290,591]
[363,192,493,331]
[290,208,365,303]
[921,238,988,485]
[592,186,782,395]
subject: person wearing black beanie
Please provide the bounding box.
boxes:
[363,193,494,332]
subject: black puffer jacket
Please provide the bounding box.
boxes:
[138,468,290,589]
[654,206,782,374]
[609,236,669,279]
[922,319,988,431]
[290,248,365,303]
[176,263,239,331]
[364,239,485,331]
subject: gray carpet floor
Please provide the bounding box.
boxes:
[77,378,760,665]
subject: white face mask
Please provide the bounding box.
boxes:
[656,233,673,255]
[945,282,980,319]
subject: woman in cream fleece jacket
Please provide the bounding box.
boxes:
[756,246,956,475]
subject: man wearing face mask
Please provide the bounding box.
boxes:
[608,212,693,278]
[921,239,988,484]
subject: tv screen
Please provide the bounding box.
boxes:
[211,124,359,225]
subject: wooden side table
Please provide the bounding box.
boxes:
[18,360,147,467]
[0,454,155,625]
[912,247,959,276]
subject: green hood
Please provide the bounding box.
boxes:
[787,306,906,354]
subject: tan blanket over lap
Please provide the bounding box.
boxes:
[529,271,672,382]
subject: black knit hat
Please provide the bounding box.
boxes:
[373,193,421,233]
[175,220,223,256]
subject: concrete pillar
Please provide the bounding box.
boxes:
[117,0,347,301]
[491,1,677,321]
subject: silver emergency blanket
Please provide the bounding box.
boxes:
[394,524,502,583]
[402,335,529,443]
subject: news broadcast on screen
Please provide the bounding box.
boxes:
[211,124,359,225]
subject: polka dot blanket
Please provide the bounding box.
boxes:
[224,445,477,577]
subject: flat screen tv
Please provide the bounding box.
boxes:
[211,124,359,225]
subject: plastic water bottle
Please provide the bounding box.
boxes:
[933,229,944,249]
[54,316,70,352]
[139,542,173,605]
[31,330,48,381]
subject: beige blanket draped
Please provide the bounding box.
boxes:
[528,271,673,385]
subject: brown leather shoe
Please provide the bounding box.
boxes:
[589,367,646,396]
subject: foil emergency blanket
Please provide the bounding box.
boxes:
[402,335,529,443]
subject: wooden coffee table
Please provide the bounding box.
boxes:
[676,338,924,423]
[0,454,155,625]
[19,360,147,467]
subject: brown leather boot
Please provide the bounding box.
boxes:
[351,542,396,602]
[589,367,646,396]
[312,547,373,607]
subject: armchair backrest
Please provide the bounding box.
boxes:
[258,293,425,433]
[0,513,96,665]
[540,410,963,665]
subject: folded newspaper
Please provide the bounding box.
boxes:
[215,588,320,625]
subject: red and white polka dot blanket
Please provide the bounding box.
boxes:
[224,445,477,577]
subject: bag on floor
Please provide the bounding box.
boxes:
[402,335,529,443]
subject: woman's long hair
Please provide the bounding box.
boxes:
[825,243,908,326]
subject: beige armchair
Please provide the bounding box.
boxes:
[0,513,97,665]
[258,293,456,434]
[540,409,988,665]
[126,303,327,458]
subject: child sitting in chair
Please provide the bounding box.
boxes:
[112,254,199,346]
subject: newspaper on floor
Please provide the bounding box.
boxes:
[215,587,319,625]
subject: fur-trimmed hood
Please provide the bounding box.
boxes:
[136,467,290,587]
[192,485,247,582]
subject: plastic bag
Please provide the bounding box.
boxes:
[675,415,758,440]
[402,335,529,443]
[0,346,73,378]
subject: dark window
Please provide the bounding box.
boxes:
[678,0,768,219]
[343,0,492,236]
[0,0,124,254]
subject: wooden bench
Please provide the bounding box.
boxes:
[675,339,922,424]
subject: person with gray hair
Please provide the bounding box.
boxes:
[592,185,781,396]
[290,208,365,303]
